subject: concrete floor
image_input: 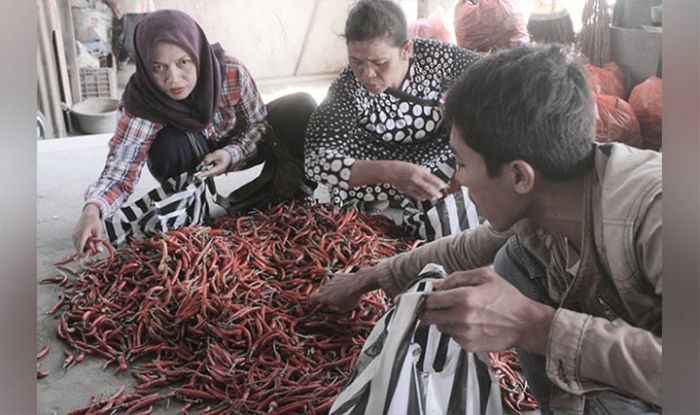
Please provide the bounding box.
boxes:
[36,80,331,414]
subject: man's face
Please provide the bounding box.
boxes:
[449,127,525,232]
[347,37,411,94]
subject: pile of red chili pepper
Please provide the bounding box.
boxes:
[44,200,538,415]
[44,202,420,414]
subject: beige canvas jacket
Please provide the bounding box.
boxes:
[373,143,662,411]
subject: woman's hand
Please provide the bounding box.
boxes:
[348,160,447,201]
[388,161,447,201]
[72,204,103,253]
[195,149,232,179]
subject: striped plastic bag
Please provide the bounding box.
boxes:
[104,172,213,246]
[330,264,503,415]
[418,163,481,241]
[419,186,480,241]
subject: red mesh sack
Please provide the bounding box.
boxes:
[594,94,642,148]
[454,0,529,51]
[409,17,452,43]
[628,76,662,151]
[585,63,625,99]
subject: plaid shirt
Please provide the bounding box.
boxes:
[85,56,268,218]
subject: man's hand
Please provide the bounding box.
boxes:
[72,204,103,254]
[422,267,555,354]
[310,267,383,313]
[195,149,232,179]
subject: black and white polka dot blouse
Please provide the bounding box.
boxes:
[304,38,481,206]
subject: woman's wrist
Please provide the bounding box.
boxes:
[380,160,401,185]
[349,160,400,187]
[83,203,102,218]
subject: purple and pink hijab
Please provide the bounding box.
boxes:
[122,9,226,132]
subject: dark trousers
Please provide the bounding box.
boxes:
[147,92,317,184]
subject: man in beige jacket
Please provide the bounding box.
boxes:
[311,44,661,414]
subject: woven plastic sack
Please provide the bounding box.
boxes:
[594,94,643,149]
[330,264,503,415]
[454,0,529,51]
[585,62,625,99]
[628,76,662,151]
[409,17,452,43]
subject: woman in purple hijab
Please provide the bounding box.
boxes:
[72,9,317,252]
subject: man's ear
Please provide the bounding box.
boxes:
[401,40,413,60]
[509,160,535,194]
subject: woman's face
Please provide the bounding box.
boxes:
[347,37,412,94]
[151,42,198,100]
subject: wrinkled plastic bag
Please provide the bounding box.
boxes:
[330,264,502,415]
[104,172,213,246]
[585,62,625,99]
[594,94,643,149]
[416,163,481,241]
[71,2,114,45]
[628,76,662,151]
[77,41,101,69]
[409,16,453,43]
[454,0,529,51]
[603,62,625,88]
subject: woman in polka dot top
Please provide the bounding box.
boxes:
[304,0,481,213]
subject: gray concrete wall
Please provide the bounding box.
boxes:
[151,0,356,79]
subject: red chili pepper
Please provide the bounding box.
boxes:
[36,344,50,360]
[116,355,129,373]
[123,393,165,414]
[274,400,308,414]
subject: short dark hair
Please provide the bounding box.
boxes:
[344,0,408,47]
[444,44,596,180]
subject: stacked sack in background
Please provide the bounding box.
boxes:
[408,10,453,43]
[408,0,529,49]
[408,1,663,152]
[628,76,663,151]
[453,0,529,52]
[585,62,662,151]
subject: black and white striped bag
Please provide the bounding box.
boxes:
[330,264,503,415]
[419,186,480,241]
[104,172,213,246]
[402,163,481,241]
